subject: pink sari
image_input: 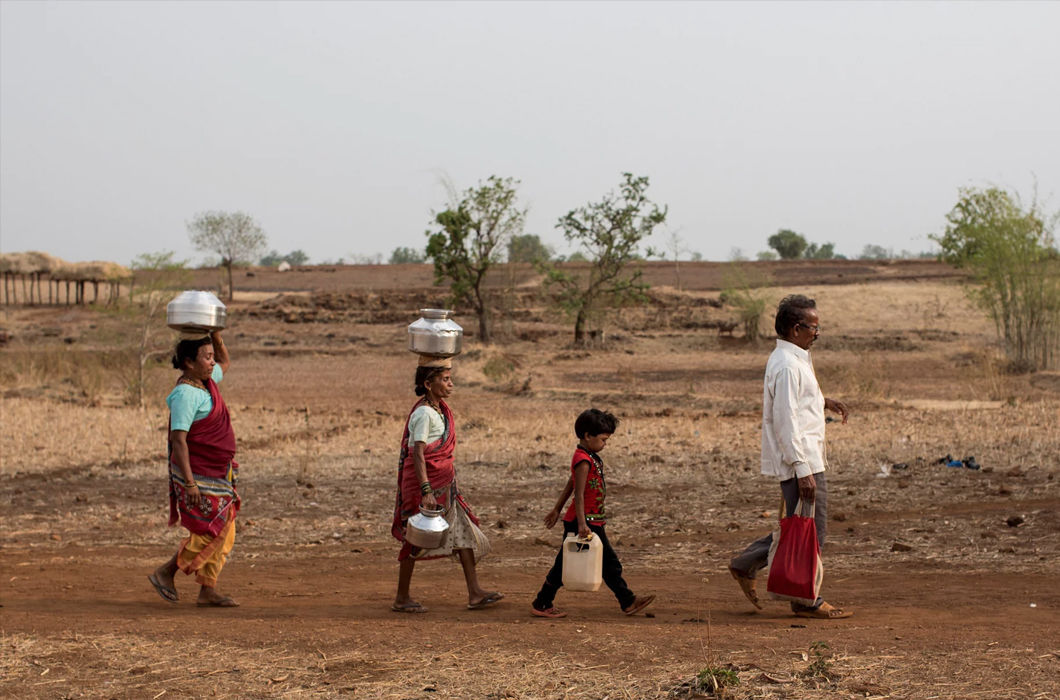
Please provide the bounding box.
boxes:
[391,398,478,561]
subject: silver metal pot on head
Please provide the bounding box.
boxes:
[167,291,227,331]
[408,309,462,357]
[405,505,450,549]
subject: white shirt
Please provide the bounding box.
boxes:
[408,404,445,445]
[761,339,826,480]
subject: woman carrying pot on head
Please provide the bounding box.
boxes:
[390,358,502,613]
[148,330,240,607]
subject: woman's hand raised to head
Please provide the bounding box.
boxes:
[211,330,231,374]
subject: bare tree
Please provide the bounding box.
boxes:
[114,251,191,408]
[187,211,267,301]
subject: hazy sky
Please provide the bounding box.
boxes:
[2,1,1058,265]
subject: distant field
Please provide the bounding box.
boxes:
[132,257,966,294]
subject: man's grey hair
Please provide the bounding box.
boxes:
[775,295,817,337]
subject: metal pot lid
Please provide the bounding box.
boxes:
[167,290,227,311]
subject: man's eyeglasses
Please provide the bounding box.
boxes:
[797,322,820,334]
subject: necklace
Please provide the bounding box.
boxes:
[179,375,206,390]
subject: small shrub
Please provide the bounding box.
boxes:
[800,641,838,681]
[933,187,1060,371]
[482,355,516,383]
[721,265,772,342]
[689,666,740,697]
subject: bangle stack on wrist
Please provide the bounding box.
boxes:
[186,481,198,489]
[420,482,431,495]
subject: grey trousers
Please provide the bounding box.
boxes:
[729,472,828,610]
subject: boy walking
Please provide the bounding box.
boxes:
[531,408,655,618]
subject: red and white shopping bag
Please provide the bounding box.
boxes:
[766,499,823,607]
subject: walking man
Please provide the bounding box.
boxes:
[729,294,853,619]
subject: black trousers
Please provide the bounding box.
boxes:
[532,520,636,611]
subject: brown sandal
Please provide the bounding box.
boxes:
[531,606,567,619]
[148,573,178,603]
[729,567,763,610]
[794,601,852,619]
[623,594,656,616]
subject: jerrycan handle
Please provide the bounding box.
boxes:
[564,532,595,552]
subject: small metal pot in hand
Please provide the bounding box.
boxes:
[405,505,449,549]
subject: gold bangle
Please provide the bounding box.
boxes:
[186,482,198,489]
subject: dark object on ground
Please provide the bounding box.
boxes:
[1006,515,1025,528]
[962,456,981,470]
[892,463,909,470]
[938,454,964,468]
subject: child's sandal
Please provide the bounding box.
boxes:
[531,606,567,619]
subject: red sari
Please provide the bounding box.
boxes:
[168,377,240,538]
[391,398,478,561]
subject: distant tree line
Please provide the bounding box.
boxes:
[734,229,934,262]
[260,249,309,267]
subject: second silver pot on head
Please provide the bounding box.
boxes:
[167,290,227,331]
[408,309,463,357]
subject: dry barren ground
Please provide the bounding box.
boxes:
[1,265,1058,699]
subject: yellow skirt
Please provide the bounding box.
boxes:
[177,517,236,587]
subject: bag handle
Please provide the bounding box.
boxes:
[777,496,816,520]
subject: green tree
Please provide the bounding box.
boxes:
[507,234,553,263]
[805,242,837,259]
[131,250,188,271]
[768,229,808,259]
[259,251,283,266]
[933,186,1060,371]
[187,211,267,301]
[756,250,779,261]
[425,176,526,344]
[389,246,427,264]
[260,249,309,266]
[859,244,892,260]
[543,173,667,344]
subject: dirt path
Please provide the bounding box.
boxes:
[3,542,1058,699]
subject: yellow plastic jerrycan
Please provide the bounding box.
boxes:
[561,532,603,592]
